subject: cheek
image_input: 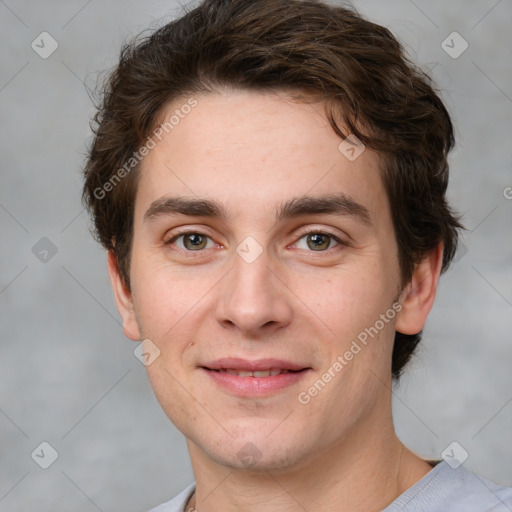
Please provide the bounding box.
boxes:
[145,358,201,431]
[130,251,186,340]
[294,264,394,340]
[130,250,215,367]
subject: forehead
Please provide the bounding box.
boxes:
[135,90,385,223]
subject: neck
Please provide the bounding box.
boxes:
[185,411,432,512]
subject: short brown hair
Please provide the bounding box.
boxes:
[82,0,463,379]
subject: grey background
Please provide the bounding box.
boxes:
[1,0,511,510]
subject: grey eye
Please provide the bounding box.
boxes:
[172,232,214,251]
[306,233,331,251]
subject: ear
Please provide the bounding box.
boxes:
[106,250,141,341]
[395,243,444,335]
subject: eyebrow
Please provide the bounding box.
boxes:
[276,194,371,226]
[143,194,372,226]
[144,196,227,222]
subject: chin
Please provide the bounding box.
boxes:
[210,443,307,472]
[195,426,312,473]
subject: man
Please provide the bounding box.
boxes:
[82,0,512,510]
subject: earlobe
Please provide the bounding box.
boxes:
[395,244,444,336]
[106,250,141,341]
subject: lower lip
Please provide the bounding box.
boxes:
[201,368,311,397]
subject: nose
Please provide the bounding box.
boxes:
[215,245,293,336]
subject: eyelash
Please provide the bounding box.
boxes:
[294,229,347,249]
[164,229,347,255]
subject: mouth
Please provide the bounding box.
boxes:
[200,358,312,397]
[205,368,302,377]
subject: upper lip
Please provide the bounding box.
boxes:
[201,358,310,372]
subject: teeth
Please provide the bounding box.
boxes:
[220,368,289,377]
[253,370,270,377]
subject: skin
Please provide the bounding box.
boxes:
[108,89,443,511]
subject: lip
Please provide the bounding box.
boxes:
[201,357,309,372]
[200,358,312,397]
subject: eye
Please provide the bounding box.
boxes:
[166,231,215,251]
[294,231,343,251]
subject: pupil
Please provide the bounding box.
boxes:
[308,233,329,250]
[186,233,205,249]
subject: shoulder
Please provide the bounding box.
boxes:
[145,483,196,512]
[384,461,512,512]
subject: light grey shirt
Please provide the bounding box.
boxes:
[147,461,512,511]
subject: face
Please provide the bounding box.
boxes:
[110,89,424,472]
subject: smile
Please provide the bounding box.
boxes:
[199,357,312,396]
[210,368,297,377]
